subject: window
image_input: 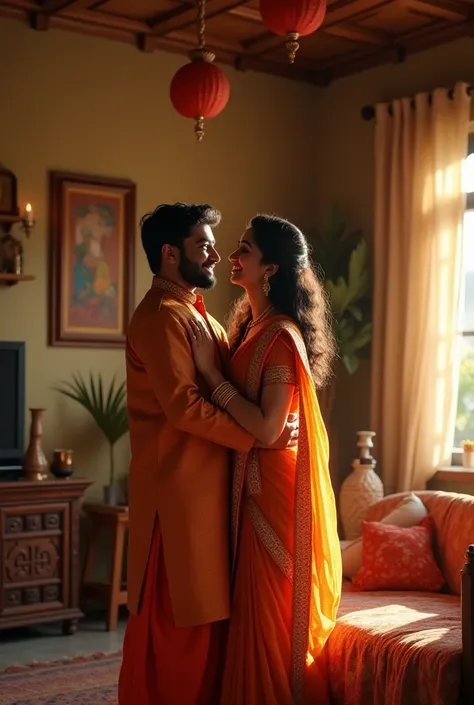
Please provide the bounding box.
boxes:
[453,137,474,456]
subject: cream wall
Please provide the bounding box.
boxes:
[311,37,474,482]
[0,18,320,500]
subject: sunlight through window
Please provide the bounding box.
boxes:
[462,153,474,194]
[453,209,474,448]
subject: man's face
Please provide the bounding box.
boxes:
[179,224,221,289]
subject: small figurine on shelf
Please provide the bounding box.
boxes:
[0,233,22,274]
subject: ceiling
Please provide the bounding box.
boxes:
[1,0,474,85]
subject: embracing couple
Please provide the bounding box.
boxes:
[118,203,342,705]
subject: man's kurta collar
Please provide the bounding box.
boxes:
[151,276,199,306]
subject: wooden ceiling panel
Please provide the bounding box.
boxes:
[204,12,266,41]
[1,0,472,84]
[100,0,178,21]
[279,31,361,61]
[359,3,440,32]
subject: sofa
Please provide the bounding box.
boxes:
[326,490,474,705]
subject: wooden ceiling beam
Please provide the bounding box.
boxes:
[243,0,394,53]
[149,0,248,36]
[241,31,281,54]
[135,33,324,85]
[325,23,391,45]
[235,53,328,85]
[229,6,261,23]
[167,29,244,54]
[32,11,50,30]
[402,0,471,21]
[58,7,148,33]
[325,18,473,81]
[41,0,96,12]
[323,0,396,27]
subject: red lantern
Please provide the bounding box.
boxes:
[259,0,327,63]
[170,49,230,141]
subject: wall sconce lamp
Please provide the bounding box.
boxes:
[22,203,35,238]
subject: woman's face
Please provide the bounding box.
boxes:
[229,227,274,290]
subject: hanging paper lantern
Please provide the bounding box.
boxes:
[170,49,230,141]
[259,0,327,63]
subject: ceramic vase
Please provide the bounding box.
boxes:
[462,451,474,469]
[103,484,118,506]
[339,431,384,540]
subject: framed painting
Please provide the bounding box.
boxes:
[49,171,135,348]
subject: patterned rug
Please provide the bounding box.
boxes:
[0,652,121,704]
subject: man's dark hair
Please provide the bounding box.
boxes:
[140,202,221,274]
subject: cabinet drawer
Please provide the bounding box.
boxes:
[0,503,70,616]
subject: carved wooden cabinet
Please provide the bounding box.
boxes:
[0,478,92,634]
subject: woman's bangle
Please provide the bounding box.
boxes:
[211,381,239,410]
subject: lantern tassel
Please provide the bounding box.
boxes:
[195,116,205,142]
[285,32,300,64]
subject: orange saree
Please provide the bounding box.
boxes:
[221,315,342,705]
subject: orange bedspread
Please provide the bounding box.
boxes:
[327,586,462,705]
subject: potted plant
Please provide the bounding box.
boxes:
[307,203,372,421]
[55,372,129,505]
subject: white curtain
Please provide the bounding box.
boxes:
[370,82,471,492]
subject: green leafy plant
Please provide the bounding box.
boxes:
[54,372,128,485]
[308,203,372,375]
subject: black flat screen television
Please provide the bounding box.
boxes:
[0,341,25,481]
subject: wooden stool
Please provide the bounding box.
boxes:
[81,503,129,631]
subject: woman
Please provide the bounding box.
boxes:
[187,214,342,705]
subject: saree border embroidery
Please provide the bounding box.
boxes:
[246,498,294,584]
[231,320,313,705]
[262,365,297,386]
[231,452,246,572]
[290,398,312,704]
[246,450,262,497]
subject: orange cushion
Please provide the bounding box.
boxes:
[352,517,445,592]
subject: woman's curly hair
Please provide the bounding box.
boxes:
[227,214,335,388]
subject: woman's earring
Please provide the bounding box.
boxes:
[263,272,270,297]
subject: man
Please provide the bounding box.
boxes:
[118,203,297,705]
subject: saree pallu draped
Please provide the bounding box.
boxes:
[222,317,342,705]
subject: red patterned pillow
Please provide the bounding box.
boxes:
[352,516,445,592]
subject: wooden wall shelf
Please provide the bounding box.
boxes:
[0,273,35,286]
[0,214,21,225]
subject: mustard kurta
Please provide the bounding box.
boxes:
[126,277,255,627]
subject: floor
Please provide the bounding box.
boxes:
[0,612,126,669]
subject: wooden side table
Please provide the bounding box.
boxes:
[81,503,129,631]
[0,478,92,635]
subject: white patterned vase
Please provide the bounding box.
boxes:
[339,431,384,540]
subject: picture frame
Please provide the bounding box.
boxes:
[49,171,135,348]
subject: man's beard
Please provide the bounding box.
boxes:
[179,253,216,290]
